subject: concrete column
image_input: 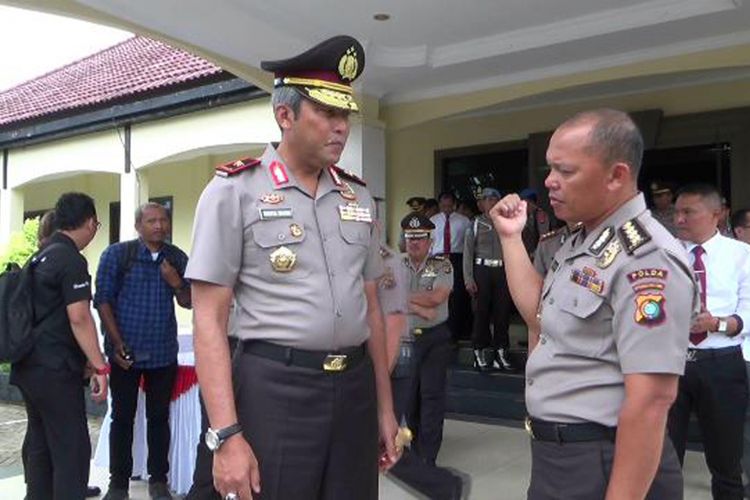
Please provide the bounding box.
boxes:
[0,187,24,247]
[119,169,139,240]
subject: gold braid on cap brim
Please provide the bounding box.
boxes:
[275,77,359,112]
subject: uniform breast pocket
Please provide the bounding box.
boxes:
[248,219,311,280]
[552,287,610,357]
[338,220,371,276]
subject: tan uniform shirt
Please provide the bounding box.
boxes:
[527,194,698,427]
[377,245,408,322]
[533,225,580,277]
[185,144,383,350]
[405,255,453,330]
[463,214,503,285]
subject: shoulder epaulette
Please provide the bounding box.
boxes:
[331,165,366,186]
[379,245,392,259]
[539,227,564,242]
[215,157,261,177]
[618,218,652,255]
[571,222,584,233]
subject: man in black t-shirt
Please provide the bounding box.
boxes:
[11,192,110,500]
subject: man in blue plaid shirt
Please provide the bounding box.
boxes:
[95,202,191,500]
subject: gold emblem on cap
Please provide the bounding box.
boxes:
[340,182,357,201]
[338,47,359,81]
[269,246,296,272]
[260,193,284,205]
[290,223,303,238]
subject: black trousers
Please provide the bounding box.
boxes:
[190,347,378,500]
[13,366,90,500]
[389,349,460,500]
[528,435,682,500]
[447,253,472,342]
[186,337,239,499]
[407,323,452,464]
[668,348,748,500]
[109,362,177,488]
[471,264,513,350]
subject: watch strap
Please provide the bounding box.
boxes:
[216,423,243,441]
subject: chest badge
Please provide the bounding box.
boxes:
[260,192,284,205]
[289,223,304,238]
[340,182,357,201]
[596,239,621,269]
[269,246,296,272]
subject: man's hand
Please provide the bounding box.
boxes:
[690,311,717,334]
[213,435,261,500]
[466,280,478,297]
[489,194,528,238]
[112,342,133,370]
[89,373,108,402]
[160,260,183,289]
[378,409,402,472]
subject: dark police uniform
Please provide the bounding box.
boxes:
[11,232,93,500]
[526,194,697,499]
[463,212,513,370]
[186,36,385,500]
[399,214,454,466]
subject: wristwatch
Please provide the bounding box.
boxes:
[717,318,729,333]
[205,423,243,452]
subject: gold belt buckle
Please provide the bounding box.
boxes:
[413,328,423,336]
[323,354,348,372]
[524,416,536,440]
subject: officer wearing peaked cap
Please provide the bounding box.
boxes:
[490,109,697,499]
[185,36,400,500]
[650,181,677,236]
[398,213,456,467]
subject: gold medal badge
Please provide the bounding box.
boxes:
[269,246,296,272]
[596,239,621,269]
[290,223,304,238]
[340,182,357,201]
[260,193,284,205]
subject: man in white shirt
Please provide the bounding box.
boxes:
[430,192,472,342]
[731,209,750,245]
[668,183,750,499]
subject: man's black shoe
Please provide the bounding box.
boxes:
[86,485,102,497]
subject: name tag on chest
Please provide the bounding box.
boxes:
[259,207,293,220]
[338,204,372,223]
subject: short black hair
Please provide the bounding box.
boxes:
[424,198,438,210]
[731,208,750,231]
[406,196,426,206]
[438,191,456,203]
[675,183,722,210]
[54,192,96,230]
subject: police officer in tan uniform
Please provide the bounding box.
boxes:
[463,187,514,372]
[490,109,697,499]
[650,182,677,236]
[186,36,400,500]
[532,222,583,277]
[399,214,455,468]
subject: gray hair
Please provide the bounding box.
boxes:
[135,202,168,224]
[559,108,644,179]
[271,87,303,116]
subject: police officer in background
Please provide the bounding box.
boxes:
[186,36,399,500]
[401,214,455,467]
[519,188,551,255]
[532,222,583,277]
[650,182,677,236]
[490,108,697,499]
[463,188,514,372]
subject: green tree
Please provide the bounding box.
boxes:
[0,217,40,271]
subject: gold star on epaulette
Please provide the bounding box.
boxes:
[619,219,652,255]
[215,157,261,177]
[539,227,563,242]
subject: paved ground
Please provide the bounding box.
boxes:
[0,402,713,499]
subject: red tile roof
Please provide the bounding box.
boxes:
[0,36,225,127]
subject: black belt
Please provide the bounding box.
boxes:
[686,344,741,362]
[242,340,366,372]
[411,322,447,337]
[525,417,616,443]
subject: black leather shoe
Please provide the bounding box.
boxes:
[86,485,101,498]
[472,349,490,372]
[492,348,514,371]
